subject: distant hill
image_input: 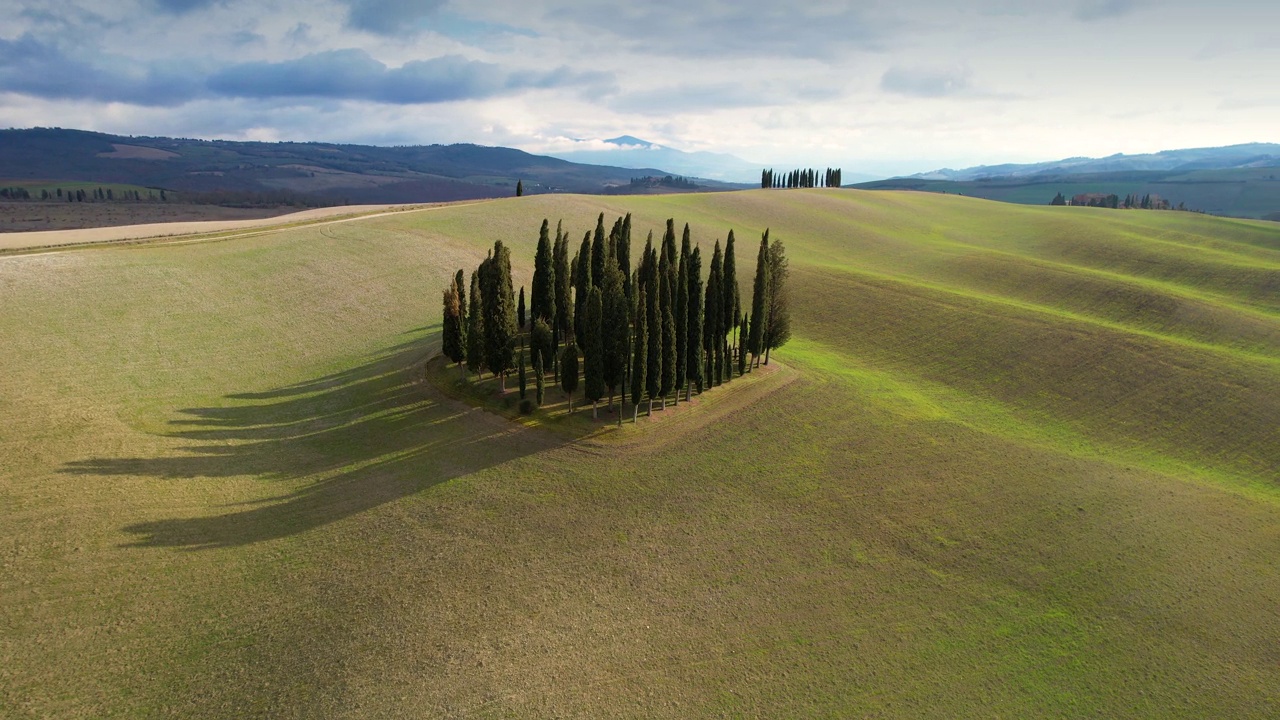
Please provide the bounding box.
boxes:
[0,128,740,205]
[859,144,1280,219]
[909,143,1280,181]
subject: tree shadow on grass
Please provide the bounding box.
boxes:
[61,334,562,550]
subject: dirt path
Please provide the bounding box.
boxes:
[0,202,488,253]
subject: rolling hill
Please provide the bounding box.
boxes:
[1,190,1278,717]
[861,143,1280,219]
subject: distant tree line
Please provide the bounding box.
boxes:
[1051,191,1180,211]
[0,186,169,202]
[629,175,698,189]
[762,168,842,189]
[440,213,791,422]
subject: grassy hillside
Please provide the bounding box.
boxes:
[856,167,1280,219]
[2,190,1278,717]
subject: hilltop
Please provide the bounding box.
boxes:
[2,189,1277,717]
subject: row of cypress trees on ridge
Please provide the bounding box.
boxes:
[440,213,790,423]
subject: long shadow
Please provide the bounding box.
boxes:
[62,333,562,549]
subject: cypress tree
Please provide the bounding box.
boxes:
[531,318,552,380]
[583,287,605,419]
[616,213,633,298]
[560,341,579,413]
[704,240,723,387]
[601,256,627,413]
[481,241,517,389]
[518,348,527,400]
[517,286,526,331]
[574,231,592,343]
[659,250,676,409]
[466,270,485,380]
[441,283,463,365]
[534,352,545,406]
[686,245,703,398]
[675,226,690,399]
[454,269,468,359]
[644,239,661,415]
[764,238,791,365]
[516,179,523,197]
[723,229,740,378]
[532,219,554,324]
[553,221,571,342]
[631,286,648,423]
[591,213,608,290]
[738,315,748,375]
[749,230,771,369]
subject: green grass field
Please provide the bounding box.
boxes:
[2,189,1277,717]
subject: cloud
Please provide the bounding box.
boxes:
[880,65,972,98]
[207,49,611,103]
[343,0,448,35]
[542,0,900,59]
[1074,0,1137,22]
[150,0,222,13]
[0,34,202,106]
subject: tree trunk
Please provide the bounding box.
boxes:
[592,400,597,419]
[764,346,771,365]
[500,371,507,392]
[633,403,639,423]
[568,394,573,414]
[647,398,653,417]
[685,379,691,402]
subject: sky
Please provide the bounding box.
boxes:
[1,0,1277,177]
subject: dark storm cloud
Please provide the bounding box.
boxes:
[880,65,972,98]
[0,34,202,106]
[209,49,609,103]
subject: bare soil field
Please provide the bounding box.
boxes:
[0,201,299,233]
[0,203,412,250]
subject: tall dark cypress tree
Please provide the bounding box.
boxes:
[574,231,592,343]
[704,240,724,387]
[531,219,554,325]
[686,245,703,398]
[534,352,545,406]
[764,238,791,365]
[583,287,604,419]
[454,269,468,359]
[723,229,740,378]
[630,286,647,423]
[466,270,485,380]
[659,249,676,409]
[738,315,748,375]
[517,286,526,331]
[601,256,627,413]
[749,230,772,369]
[441,283,463,365]
[560,341,579,414]
[553,222,571,342]
[481,241,517,389]
[675,226,690,400]
[644,238,661,415]
[531,318,552,379]
[518,348,527,399]
[591,213,608,291]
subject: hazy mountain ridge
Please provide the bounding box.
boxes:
[0,128,740,204]
[912,143,1280,181]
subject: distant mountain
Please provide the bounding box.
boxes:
[549,136,767,184]
[911,143,1280,181]
[0,128,740,205]
[854,143,1280,219]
